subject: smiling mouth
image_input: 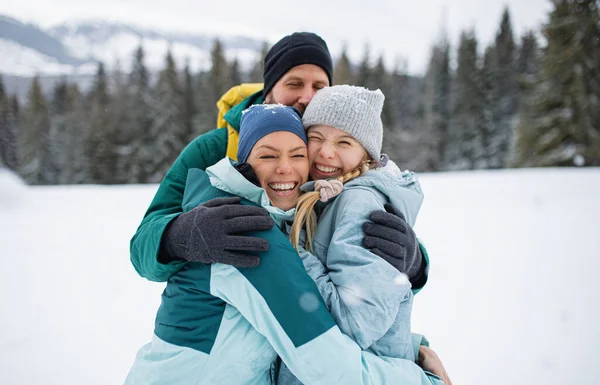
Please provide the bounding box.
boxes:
[268,182,298,195]
[315,164,340,174]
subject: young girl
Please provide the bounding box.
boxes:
[279,85,432,384]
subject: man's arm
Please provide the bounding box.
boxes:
[363,203,430,293]
[129,129,228,281]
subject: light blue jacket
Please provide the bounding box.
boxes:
[124,158,441,385]
[278,160,424,385]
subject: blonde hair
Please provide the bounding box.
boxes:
[290,160,371,252]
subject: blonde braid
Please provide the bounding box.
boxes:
[290,160,371,252]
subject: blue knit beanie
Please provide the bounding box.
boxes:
[237,104,308,163]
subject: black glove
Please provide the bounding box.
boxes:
[362,203,426,285]
[159,196,275,268]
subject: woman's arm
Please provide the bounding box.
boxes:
[206,233,439,385]
[173,170,438,385]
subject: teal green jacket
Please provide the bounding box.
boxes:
[129,91,264,282]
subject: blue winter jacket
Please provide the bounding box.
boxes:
[124,158,442,385]
[278,160,425,385]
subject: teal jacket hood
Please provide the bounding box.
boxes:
[205,157,296,226]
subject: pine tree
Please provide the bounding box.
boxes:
[507,31,541,165]
[194,70,217,135]
[0,76,19,171]
[182,60,198,143]
[10,96,21,170]
[127,45,153,183]
[0,75,6,164]
[108,62,133,183]
[576,0,600,149]
[195,39,233,130]
[208,39,231,108]
[480,45,498,169]
[422,37,451,171]
[248,42,268,83]
[487,8,519,168]
[370,55,395,131]
[333,45,354,85]
[445,30,486,170]
[382,59,424,170]
[88,62,116,183]
[147,50,186,182]
[516,31,541,96]
[20,76,51,184]
[514,0,600,166]
[230,58,243,86]
[64,84,90,184]
[355,44,372,87]
[47,78,70,183]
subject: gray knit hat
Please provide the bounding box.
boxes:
[302,85,384,161]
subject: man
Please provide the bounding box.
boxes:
[130,32,429,290]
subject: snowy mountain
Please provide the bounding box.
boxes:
[1,167,599,385]
[0,15,88,77]
[0,15,265,77]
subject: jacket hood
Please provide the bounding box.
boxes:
[346,160,423,226]
[301,160,423,227]
[205,158,296,225]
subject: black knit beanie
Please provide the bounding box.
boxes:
[263,32,333,97]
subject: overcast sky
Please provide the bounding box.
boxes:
[0,0,553,74]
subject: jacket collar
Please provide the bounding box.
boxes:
[206,158,296,224]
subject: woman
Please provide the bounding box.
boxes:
[125,104,444,385]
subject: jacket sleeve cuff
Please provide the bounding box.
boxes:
[410,240,429,293]
[157,218,186,264]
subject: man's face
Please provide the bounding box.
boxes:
[265,64,329,114]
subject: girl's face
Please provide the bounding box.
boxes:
[246,131,309,211]
[307,125,368,180]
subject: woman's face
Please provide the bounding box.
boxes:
[307,125,368,180]
[246,131,309,211]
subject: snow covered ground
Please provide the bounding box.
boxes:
[1,167,599,385]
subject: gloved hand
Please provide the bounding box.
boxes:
[160,196,275,267]
[362,203,424,283]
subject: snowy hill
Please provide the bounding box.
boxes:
[0,15,90,77]
[0,15,85,66]
[0,167,599,385]
[0,15,265,77]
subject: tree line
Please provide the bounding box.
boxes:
[0,0,598,185]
